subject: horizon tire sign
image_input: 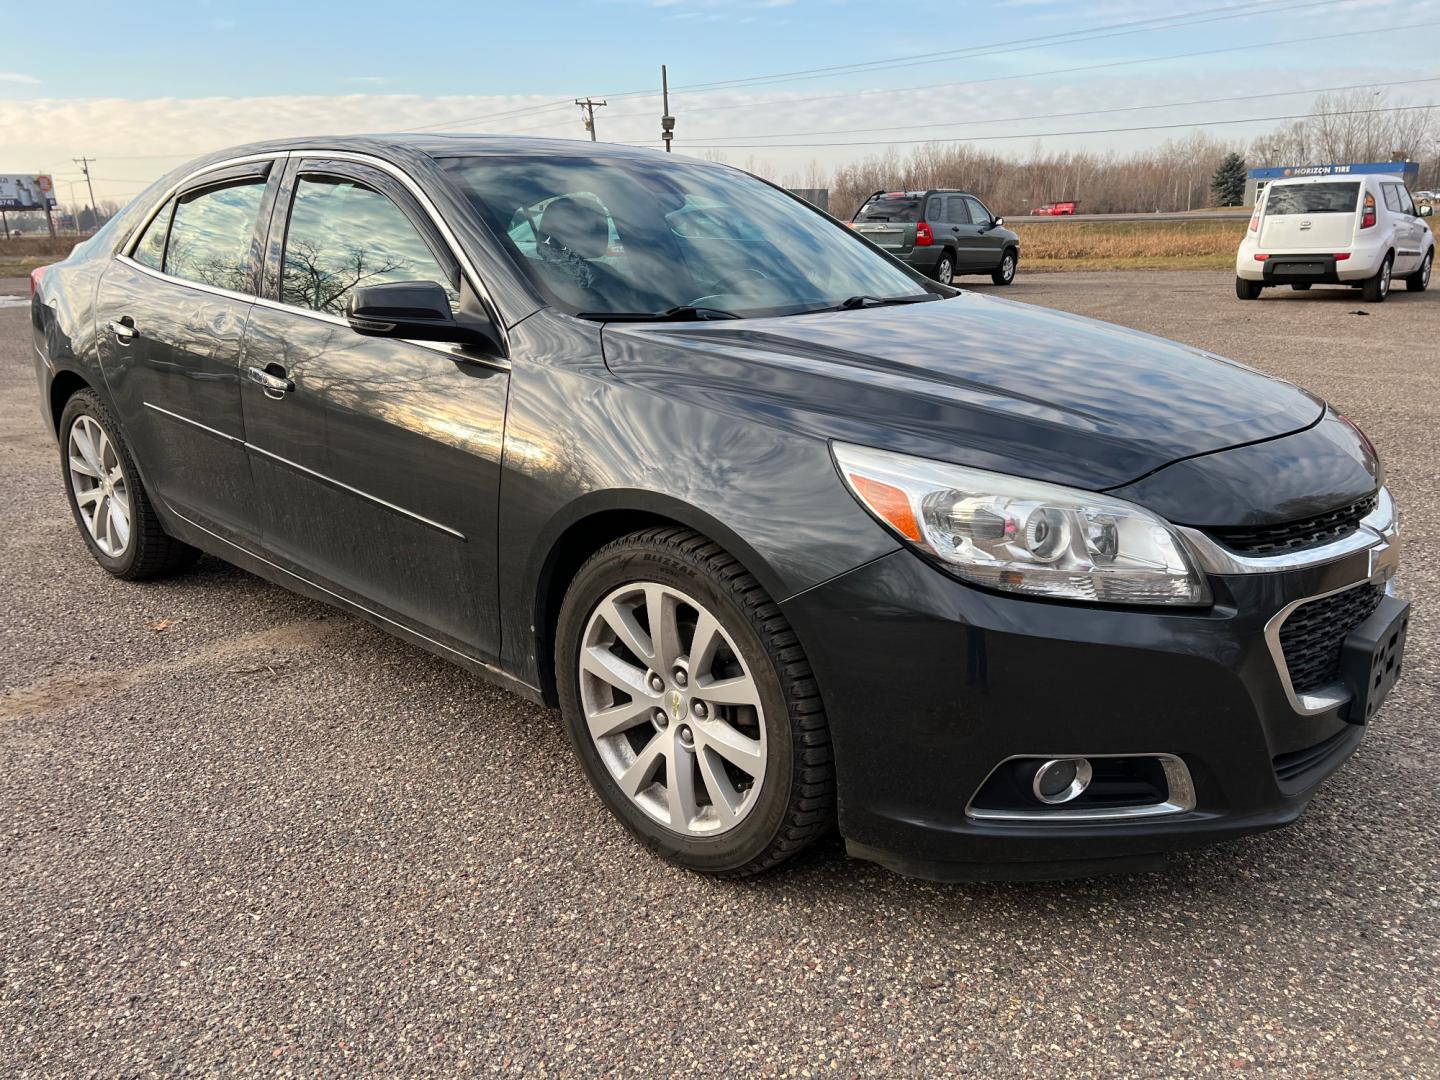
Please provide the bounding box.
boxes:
[0,174,57,211]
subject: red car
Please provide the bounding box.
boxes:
[1032,201,1078,216]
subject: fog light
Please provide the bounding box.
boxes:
[1033,757,1092,805]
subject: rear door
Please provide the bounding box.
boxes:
[240,156,509,659]
[851,194,921,255]
[1257,181,1360,252]
[95,160,278,545]
[948,195,988,268]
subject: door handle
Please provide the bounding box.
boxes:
[247,365,294,398]
[108,317,137,343]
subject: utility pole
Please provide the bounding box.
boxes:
[575,98,607,141]
[660,65,675,153]
[73,156,98,229]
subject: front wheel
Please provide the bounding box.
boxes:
[58,389,198,579]
[1236,277,1263,300]
[991,249,1017,286]
[1362,254,1392,303]
[556,527,835,877]
[1406,249,1432,292]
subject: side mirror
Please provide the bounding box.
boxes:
[1420,205,1433,218]
[346,281,500,352]
[993,216,1005,227]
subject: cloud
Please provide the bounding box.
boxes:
[0,73,40,84]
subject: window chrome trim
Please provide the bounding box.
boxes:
[966,754,1196,823]
[141,401,465,541]
[115,253,259,306]
[115,146,512,359]
[1178,486,1395,575]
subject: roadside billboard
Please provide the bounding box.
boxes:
[0,174,58,211]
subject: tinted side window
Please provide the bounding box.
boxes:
[963,196,992,226]
[281,176,458,316]
[1382,185,1402,213]
[164,181,266,292]
[132,198,175,270]
[925,196,945,223]
[946,196,970,224]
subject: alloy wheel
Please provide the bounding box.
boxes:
[937,257,954,286]
[1380,259,1391,297]
[67,415,131,557]
[579,581,767,836]
[1001,254,1015,281]
[1424,253,1433,288]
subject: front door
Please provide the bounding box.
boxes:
[240,158,509,659]
[94,161,277,545]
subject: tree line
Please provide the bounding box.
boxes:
[760,92,1438,219]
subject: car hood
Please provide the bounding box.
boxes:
[601,291,1324,491]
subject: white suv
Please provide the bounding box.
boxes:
[1236,174,1434,302]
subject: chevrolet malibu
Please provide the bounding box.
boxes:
[30,136,1408,881]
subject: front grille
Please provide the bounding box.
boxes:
[1208,493,1377,557]
[1279,584,1384,695]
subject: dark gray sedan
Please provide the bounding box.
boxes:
[30,136,1404,881]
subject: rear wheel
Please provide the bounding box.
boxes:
[933,251,955,286]
[1406,249,1432,292]
[1235,277,1263,300]
[1361,254,1392,303]
[556,527,834,877]
[991,248,1017,286]
[59,389,198,579]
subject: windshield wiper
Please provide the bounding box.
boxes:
[576,305,741,322]
[833,294,937,311]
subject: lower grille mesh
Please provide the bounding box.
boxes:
[1279,584,1384,695]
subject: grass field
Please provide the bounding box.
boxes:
[1013,218,1246,272]
[3,218,1253,279]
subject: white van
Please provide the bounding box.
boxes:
[1235,174,1433,302]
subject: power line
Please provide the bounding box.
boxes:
[665,102,1438,150]
[588,20,1433,124]
[611,0,1347,100]
[661,76,1440,145]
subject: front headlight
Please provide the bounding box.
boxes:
[833,442,1209,606]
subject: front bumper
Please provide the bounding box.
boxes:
[780,511,1401,881]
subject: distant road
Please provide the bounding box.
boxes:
[1008,211,1250,224]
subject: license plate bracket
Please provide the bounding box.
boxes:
[1341,593,1410,724]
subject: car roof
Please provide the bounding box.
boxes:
[1264,174,1374,186]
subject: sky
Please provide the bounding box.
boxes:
[1,0,1436,207]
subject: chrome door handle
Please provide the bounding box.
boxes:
[108,318,137,343]
[247,365,294,397]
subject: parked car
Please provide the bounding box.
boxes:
[1032,201,1079,216]
[1236,174,1434,301]
[850,189,1019,286]
[32,136,1407,882]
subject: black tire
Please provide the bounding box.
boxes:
[1291,283,1312,291]
[933,251,955,286]
[1406,249,1433,292]
[58,389,199,580]
[556,527,835,877]
[1236,277,1263,300]
[991,248,1017,286]
[1361,254,1392,303]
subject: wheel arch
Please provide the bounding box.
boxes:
[48,368,94,435]
[528,491,791,705]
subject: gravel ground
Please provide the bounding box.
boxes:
[2,270,1438,1078]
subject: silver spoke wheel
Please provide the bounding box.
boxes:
[1001,253,1015,281]
[580,582,767,836]
[68,415,131,557]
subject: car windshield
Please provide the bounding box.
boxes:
[1264,182,1361,215]
[853,195,923,223]
[439,155,928,318]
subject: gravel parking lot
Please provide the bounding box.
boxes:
[3,270,1437,1077]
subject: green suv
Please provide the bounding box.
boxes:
[850,189,1019,287]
